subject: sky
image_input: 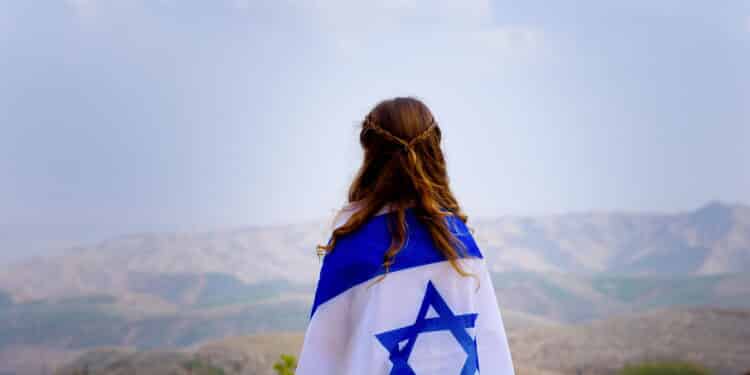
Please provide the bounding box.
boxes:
[0,0,748,263]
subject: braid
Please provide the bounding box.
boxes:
[361,114,469,276]
[363,115,441,196]
[323,97,475,285]
[363,114,437,153]
[362,113,444,203]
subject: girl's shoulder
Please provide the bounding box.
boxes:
[324,202,481,261]
[311,205,483,317]
[328,200,392,231]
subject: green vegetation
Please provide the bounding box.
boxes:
[0,300,125,348]
[618,244,710,275]
[618,361,711,375]
[491,271,597,321]
[589,274,728,307]
[2,270,747,358]
[171,301,309,347]
[194,274,300,308]
[128,271,309,308]
[0,293,308,350]
[181,358,226,375]
[492,271,585,303]
[490,271,750,322]
[273,354,297,375]
[129,272,198,304]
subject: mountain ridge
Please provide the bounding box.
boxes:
[1,201,748,303]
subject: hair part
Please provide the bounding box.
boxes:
[317,96,476,279]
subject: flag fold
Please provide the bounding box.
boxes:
[297,208,515,375]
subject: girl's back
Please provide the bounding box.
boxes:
[296,97,515,374]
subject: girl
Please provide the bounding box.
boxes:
[296,97,515,375]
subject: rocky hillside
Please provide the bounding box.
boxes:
[54,333,304,375]
[0,202,748,374]
[56,308,750,375]
[0,222,329,302]
[509,308,750,375]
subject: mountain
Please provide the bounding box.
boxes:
[474,201,750,275]
[1,202,748,304]
[0,201,748,374]
[55,308,750,375]
[493,271,750,322]
[0,221,329,303]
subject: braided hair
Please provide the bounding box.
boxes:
[317,96,474,278]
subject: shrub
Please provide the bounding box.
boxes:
[273,354,298,375]
[618,361,711,375]
[181,358,226,375]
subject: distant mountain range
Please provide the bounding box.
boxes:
[0,201,748,374]
[1,201,748,303]
[474,201,750,275]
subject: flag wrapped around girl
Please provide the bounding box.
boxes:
[296,97,515,375]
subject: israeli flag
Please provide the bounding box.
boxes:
[297,207,515,375]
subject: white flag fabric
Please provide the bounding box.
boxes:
[296,207,516,375]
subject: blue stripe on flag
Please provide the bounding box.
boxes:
[310,208,483,318]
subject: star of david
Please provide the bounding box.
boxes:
[375,280,479,375]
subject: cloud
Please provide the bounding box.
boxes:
[466,26,544,54]
[299,0,543,62]
[303,0,493,33]
[52,0,544,64]
[59,0,496,34]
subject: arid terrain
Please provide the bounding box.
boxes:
[0,202,748,374]
[54,308,750,375]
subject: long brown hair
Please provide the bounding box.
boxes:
[316,96,473,277]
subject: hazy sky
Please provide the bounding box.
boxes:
[1,1,748,262]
